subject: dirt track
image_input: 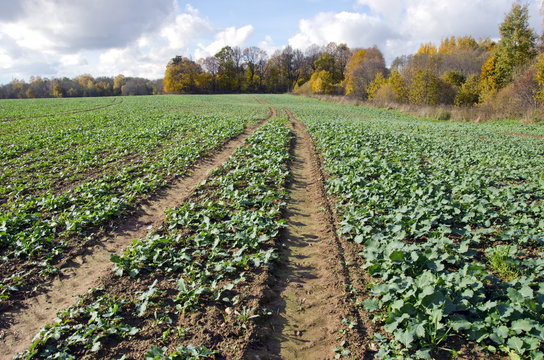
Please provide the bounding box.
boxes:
[0,106,276,359]
[246,108,366,359]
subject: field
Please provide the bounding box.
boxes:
[0,94,543,359]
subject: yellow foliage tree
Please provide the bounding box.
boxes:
[534,54,544,102]
[366,72,387,101]
[113,75,126,95]
[409,69,439,105]
[439,37,457,54]
[311,70,335,94]
[52,84,64,98]
[417,43,437,56]
[345,49,367,95]
[478,55,498,101]
[164,56,203,93]
[344,47,386,98]
[389,70,409,103]
[439,36,478,54]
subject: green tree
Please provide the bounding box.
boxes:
[494,4,537,87]
[455,75,480,106]
[215,46,240,92]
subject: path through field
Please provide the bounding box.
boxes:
[247,108,357,359]
[0,107,276,359]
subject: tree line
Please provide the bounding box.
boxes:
[164,4,544,116]
[2,3,543,119]
[0,74,162,99]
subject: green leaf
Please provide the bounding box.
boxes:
[450,318,471,331]
[511,319,534,334]
[389,250,404,261]
[519,285,534,298]
[395,328,414,347]
[507,336,525,354]
[354,234,364,244]
[414,348,432,359]
[363,298,380,312]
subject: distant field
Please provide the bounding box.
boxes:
[1,94,543,359]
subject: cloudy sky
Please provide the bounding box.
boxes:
[0,0,542,84]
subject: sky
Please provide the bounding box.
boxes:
[0,0,543,84]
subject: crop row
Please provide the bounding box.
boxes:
[15,118,292,359]
[277,96,544,359]
[0,95,269,303]
[1,96,267,205]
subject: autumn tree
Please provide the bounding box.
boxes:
[534,54,544,102]
[75,74,95,97]
[479,55,499,101]
[311,70,335,94]
[52,83,64,98]
[366,72,387,101]
[389,70,409,103]
[263,53,285,93]
[325,42,351,79]
[436,36,491,77]
[442,71,465,87]
[344,47,387,98]
[409,69,439,105]
[314,53,341,82]
[164,56,203,93]
[113,75,126,95]
[199,57,219,92]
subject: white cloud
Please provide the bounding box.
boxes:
[0,0,173,52]
[0,1,257,82]
[291,0,544,63]
[259,35,280,56]
[195,25,254,59]
[161,5,214,50]
[60,54,88,67]
[289,11,395,51]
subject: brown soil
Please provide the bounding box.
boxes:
[245,108,366,359]
[0,106,275,359]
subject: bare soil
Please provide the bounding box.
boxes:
[0,107,275,359]
[245,108,367,359]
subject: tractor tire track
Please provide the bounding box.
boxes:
[246,107,366,359]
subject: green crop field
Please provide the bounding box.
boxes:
[263,94,544,359]
[1,94,543,359]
